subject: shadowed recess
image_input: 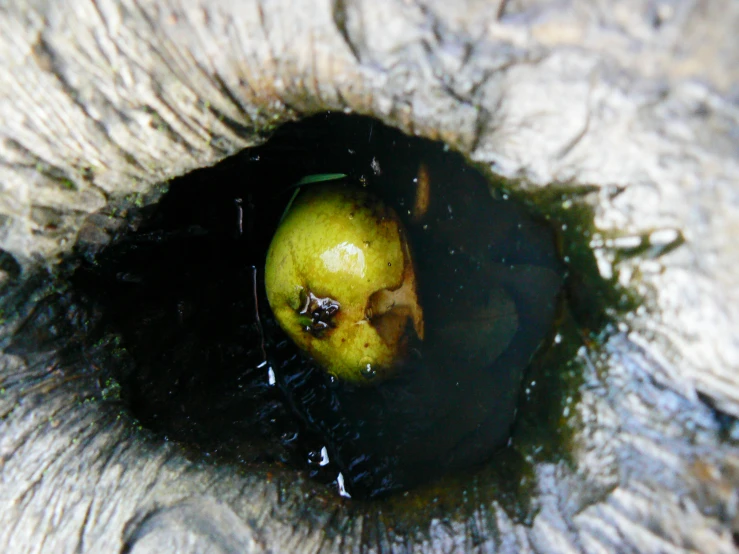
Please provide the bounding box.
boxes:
[67,113,582,501]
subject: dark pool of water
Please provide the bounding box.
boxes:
[71,113,565,498]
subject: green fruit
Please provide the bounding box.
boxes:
[265,182,424,384]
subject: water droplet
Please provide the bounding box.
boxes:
[361,363,377,379]
[371,157,382,176]
[337,472,351,498]
[319,446,330,466]
[554,333,562,344]
[268,367,276,386]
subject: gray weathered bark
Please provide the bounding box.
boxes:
[1,0,738,552]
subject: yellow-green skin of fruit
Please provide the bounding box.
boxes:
[265,183,423,384]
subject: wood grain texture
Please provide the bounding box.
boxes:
[0,0,737,552]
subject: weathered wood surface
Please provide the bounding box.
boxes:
[0,0,738,552]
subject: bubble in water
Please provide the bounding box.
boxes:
[327,372,340,387]
[361,363,377,380]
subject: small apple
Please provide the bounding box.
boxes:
[265,182,423,384]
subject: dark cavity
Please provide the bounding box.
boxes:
[69,113,566,499]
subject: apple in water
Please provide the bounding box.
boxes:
[264,182,423,384]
